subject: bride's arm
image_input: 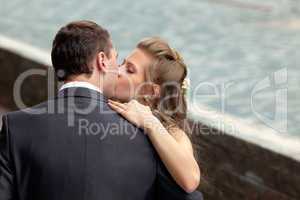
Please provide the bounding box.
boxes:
[108,99,200,193]
[145,120,200,193]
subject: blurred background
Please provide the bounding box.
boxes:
[0,0,299,199]
[1,0,299,136]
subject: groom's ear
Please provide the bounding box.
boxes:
[96,52,108,73]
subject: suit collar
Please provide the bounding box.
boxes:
[57,87,107,102]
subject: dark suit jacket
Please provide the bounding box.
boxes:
[0,87,203,200]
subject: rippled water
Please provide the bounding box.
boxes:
[0,0,299,137]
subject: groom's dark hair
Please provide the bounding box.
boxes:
[51,20,111,81]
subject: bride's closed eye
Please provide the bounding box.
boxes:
[121,59,136,74]
[126,64,136,74]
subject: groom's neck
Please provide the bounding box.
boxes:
[64,74,102,91]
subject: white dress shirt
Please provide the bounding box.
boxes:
[59,81,102,93]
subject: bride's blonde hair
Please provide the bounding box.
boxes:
[137,37,188,130]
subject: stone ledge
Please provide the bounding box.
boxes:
[1,43,299,200]
[188,121,300,199]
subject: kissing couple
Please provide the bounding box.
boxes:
[0,20,203,200]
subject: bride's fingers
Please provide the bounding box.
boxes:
[108,102,126,115]
[108,100,127,110]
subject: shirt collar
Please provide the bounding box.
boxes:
[59,81,102,94]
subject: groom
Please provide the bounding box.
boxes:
[0,20,203,200]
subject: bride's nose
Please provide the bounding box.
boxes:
[117,66,121,77]
[117,65,126,77]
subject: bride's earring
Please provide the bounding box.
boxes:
[143,95,152,105]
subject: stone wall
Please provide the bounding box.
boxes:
[188,121,300,200]
[0,48,56,110]
[0,47,299,199]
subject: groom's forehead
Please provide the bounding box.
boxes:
[108,44,118,58]
[110,47,118,56]
[108,39,116,51]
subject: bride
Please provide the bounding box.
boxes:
[108,37,201,193]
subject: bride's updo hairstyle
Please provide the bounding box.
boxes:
[137,37,188,129]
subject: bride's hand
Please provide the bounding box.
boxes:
[108,99,160,131]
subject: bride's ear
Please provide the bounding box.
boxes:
[152,84,161,98]
[96,52,107,73]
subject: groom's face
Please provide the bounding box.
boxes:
[101,44,119,98]
[106,47,118,71]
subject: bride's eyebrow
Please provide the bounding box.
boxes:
[127,60,136,68]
